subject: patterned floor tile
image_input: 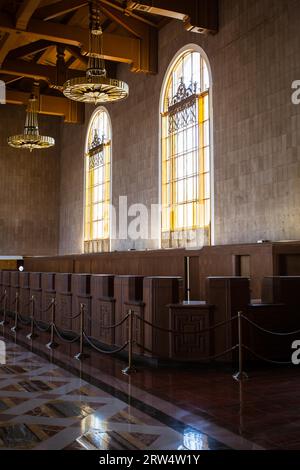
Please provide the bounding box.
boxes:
[0,335,248,450]
[0,422,64,449]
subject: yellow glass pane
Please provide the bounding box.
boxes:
[84,109,111,244]
[161,50,211,240]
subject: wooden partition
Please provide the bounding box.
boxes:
[41,273,56,323]
[168,302,214,361]
[24,250,194,293]
[114,275,144,346]
[2,269,300,363]
[206,277,250,361]
[247,303,291,360]
[56,273,72,332]
[19,272,30,316]
[71,274,91,335]
[10,272,19,313]
[30,273,42,321]
[2,271,11,311]
[261,276,300,306]
[23,242,300,300]
[90,275,115,345]
[142,277,183,358]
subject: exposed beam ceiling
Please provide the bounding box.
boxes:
[100,2,157,73]
[0,0,219,118]
[1,59,85,83]
[6,89,84,123]
[0,0,42,65]
[126,0,219,34]
[0,33,20,65]
[0,12,142,68]
[34,0,89,22]
[101,0,158,28]
[16,0,42,30]
[64,45,88,67]
[7,39,51,60]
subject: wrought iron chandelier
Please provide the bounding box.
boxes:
[8,84,55,152]
[63,0,129,105]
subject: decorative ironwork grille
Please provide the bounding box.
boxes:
[161,50,211,241]
[168,79,198,134]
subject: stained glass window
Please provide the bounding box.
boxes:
[84,108,111,253]
[161,50,211,247]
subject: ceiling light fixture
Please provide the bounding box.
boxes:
[63,0,129,105]
[8,83,55,152]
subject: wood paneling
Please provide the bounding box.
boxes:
[55,273,72,332]
[168,303,214,361]
[19,272,30,316]
[143,276,182,358]
[114,275,143,346]
[23,242,277,299]
[206,277,250,361]
[30,272,42,321]
[71,274,91,335]
[90,275,115,345]
[41,273,55,323]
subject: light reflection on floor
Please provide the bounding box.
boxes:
[0,338,226,450]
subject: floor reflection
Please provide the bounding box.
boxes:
[0,338,228,450]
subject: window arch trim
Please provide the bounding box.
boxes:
[84,106,112,253]
[159,44,214,247]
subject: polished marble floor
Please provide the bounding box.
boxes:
[0,321,299,450]
[0,338,240,450]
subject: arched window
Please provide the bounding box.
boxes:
[161,47,212,248]
[84,107,111,253]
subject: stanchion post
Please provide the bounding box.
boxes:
[185,256,191,302]
[0,290,7,326]
[233,311,248,382]
[46,298,58,349]
[74,303,89,360]
[27,295,36,340]
[122,309,137,375]
[11,292,19,332]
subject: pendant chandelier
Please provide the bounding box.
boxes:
[63,0,129,105]
[8,83,55,152]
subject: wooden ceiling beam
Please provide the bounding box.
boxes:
[0,13,142,66]
[33,48,47,63]
[64,45,88,67]
[0,74,23,84]
[0,33,20,66]
[66,3,89,27]
[6,89,85,123]
[100,3,157,73]
[0,12,87,46]
[16,0,42,30]
[100,0,158,28]
[100,3,148,38]
[65,56,77,68]
[126,0,219,34]
[34,0,88,22]
[7,39,51,60]
[1,59,85,83]
[0,1,41,65]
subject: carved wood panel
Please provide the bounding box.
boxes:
[170,310,212,360]
[91,299,115,346]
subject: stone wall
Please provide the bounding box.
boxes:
[57,0,300,252]
[0,103,61,256]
